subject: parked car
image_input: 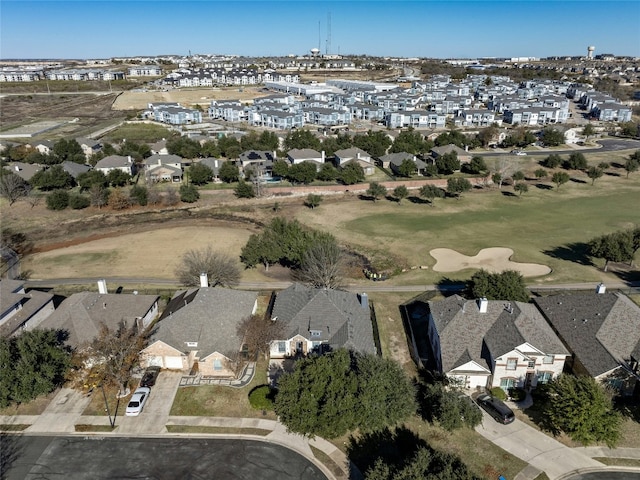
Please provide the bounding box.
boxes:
[511,150,527,156]
[125,387,150,416]
[140,366,161,388]
[476,394,515,424]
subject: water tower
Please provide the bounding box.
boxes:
[587,46,595,59]
[310,47,320,58]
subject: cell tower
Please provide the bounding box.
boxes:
[326,12,332,55]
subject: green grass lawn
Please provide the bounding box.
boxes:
[102,123,173,143]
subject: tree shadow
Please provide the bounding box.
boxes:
[501,191,517,197]
[347,426,428,477]
[542,242,593,266]
[611,162,624,169]
[615,397,640,423]
[605,171,621,177]
[407,196,429,205]
[0,433,26,478]
[435,277,466,296]
[569,177,587,184]
[385,195,399,203]
[535,183,554,190]
[607,264,640,284]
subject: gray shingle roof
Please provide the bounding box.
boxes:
[429,295,568,372]
[150,287,258,358]
[271,283,376,354]
[95,155,132,169]
[534,292,640,377]
[39,292,159,348]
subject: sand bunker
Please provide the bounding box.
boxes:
[430,247,551,277]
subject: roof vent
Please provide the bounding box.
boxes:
[596,283,606,294]
[477,297,488,313]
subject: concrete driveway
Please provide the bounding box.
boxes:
[476,409,603,480]
[115,370,182,435]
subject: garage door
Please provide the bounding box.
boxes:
[164,356,184,370]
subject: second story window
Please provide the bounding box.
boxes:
[506,358,517,371]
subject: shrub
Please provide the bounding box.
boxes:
[508,387,527,402]
[179,184,200,203]
[248,385,275,410]
[490,387,507,400]
[46,190,69,210]
[130,185,148,206]
[68,193,90,209]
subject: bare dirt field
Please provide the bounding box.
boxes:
[112,87,272,111]
[430,247,552,277]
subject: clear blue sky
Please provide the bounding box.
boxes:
[1,0,639,59]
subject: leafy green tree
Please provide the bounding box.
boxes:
[514,183,528,196]
[258,131,280,151]
[390,128,431,155]
[201,140,220,158]
[219,161,240,183]
[353,130,392,157]
[587,166,604,185]
[620,121,638,137]
[179,184,199,203]
[317,162,338,181]
[588,230,635,271]
[340,162,365,185]
[294,233,344,289]
[542,154,563,169]
[540,127,564,147]
[217,136,242,158]
[234,179,255,198]
[271,160,289,178]
[397,158,416,177]
[466,156,488,174]
[446,177,472,199]
[31,165,74,191]
[129,185,148,206]
[189,163,213,185]
[512,170,525,183]
[564,152,587,170]
[53,138,85,163]
[469,269,529,302]
[176,246,240,287]
[46,189,69,210]
[274,350,416,438]
[582,123,596,140]
[366,182,387,202]
[393,185,409,204]
[77,170,108,190]
[420,383,482,431]
[423,164,438,177]
[435,129,469,148]
[304,193,322,209]
[419,184,444,206]
[598,162,610,171]
[625,154,639,178]
[534,168,548,179]
[287,162,317,184]
[166,136,201,158]
[551,171,570,190]
[491,172,503,189]
[540,375,621,447]
[118,141,151,161]
[477,125,499,147]
[69,193,90,209]
[435,152,460,174]
[1,329,71,407]
[106,169,131,187]
[284,129,321,151]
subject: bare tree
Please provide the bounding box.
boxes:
[89,184,108,208]
[24,188,41,209]
[236,313,285,360]
[176,246,241,287]
[0,171,29,206]
[294,235,345,289]
[90,321,146,397]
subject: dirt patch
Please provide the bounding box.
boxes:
[112,87,272,110]
[430,247,551,277]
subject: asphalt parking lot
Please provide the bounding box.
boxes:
[4,435,328,480]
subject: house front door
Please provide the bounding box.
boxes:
[296,341,304,355]
[525,372,535,390]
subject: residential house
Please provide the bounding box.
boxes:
[94,155,135,176]
[333,147,376,175]
[238,150,276,173]
[405,294,568,392]
[534,290,640,396]
[61,161,91,179]
[141,286,258,377]
[431,144,472,164]
[143,154,183,183]
[268,283,377,359]
[150,139,169,156]
[37,287,159,349]
[127,65,163,77]
[75,137,102,158]
[198,157,224,181]
[0,279,55,337]
[30,140,54,155]
[286,149,325,169]
[3,162,43,182]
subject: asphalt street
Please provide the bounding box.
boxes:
[3,435,328,480]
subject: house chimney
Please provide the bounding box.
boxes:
[97,279,108,294]
[127,155,132,163]
[14,165,21,172]
[321,150,325,162]
[359,292,369,309]
[158,158,162,165]
[199,272,208,288]
[596,283,606,294]
[477,297,488,313]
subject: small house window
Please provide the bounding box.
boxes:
[213,359,222,371]
[527,360,535,369]
[186,342,198,348]
[500,378,516,390]
[537,371,553,384]
[543,355,554,364]
[277,341,286,353]
[506,358,517,371]
[310,330,321,337]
